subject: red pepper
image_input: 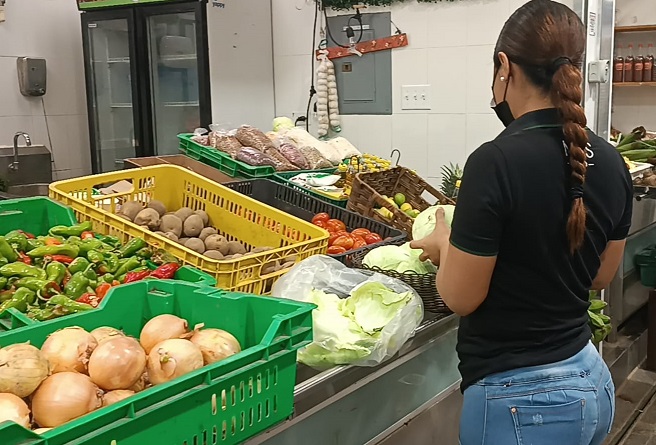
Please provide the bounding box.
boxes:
[150,263,181,280]
[123,270,151,283]
[62,270,72,286]
[17,252,32,265]
[77,293,99,308]
[81,231,95,240]
[41,282,61,299]
[45,238,62,246]
[18,230,35,239]
[95,283,112,302]
[46,255,74,265]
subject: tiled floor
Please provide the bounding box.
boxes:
[608,369,656,445]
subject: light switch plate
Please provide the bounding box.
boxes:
[588,60,610,84]
[401,85,431,110]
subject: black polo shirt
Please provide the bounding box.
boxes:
[451,108,633,392]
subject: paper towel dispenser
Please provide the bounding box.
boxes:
[17,57,47,97]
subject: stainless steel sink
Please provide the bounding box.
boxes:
[0,183,50,199]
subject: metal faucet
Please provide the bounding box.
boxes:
[9,131,31,171]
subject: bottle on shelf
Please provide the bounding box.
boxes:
[625,43,635,82]
[614,45,624,82]
[635,44,645,82]
[648,44,656,82]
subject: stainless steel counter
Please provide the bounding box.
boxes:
[246,313,461,445]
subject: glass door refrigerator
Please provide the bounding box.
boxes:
[79,0,211,173]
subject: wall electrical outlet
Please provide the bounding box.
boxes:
[401,85,431,110]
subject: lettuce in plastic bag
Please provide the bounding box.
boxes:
[362,243,436,274]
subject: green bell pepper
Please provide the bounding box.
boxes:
[83,264,97,282]
[104,253,120,274]
[114,257,142,278]
[4,231,28,252]
[0,237,18,262]
[97,235,121,248]
[47,294,95,313]
[136,247,153,259]
[27,244,80,259]
[118,238,147,258]
[49,221,93,238]
[68,257,90,275]
[87,249,105,264]
[45,262,67,285]
[100,273,115,283]
[13,278,60,298]
[64,272,91,300]
[0,263,47,280]
[26,239,45,251]
[27,307,59,321]
[0,256,7,268]
[0,277,7,289]
[0,288,36,313]
[74,239,108,257]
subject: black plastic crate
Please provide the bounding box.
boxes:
[224,179,407,264]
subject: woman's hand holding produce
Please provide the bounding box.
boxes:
[409,207,451,266]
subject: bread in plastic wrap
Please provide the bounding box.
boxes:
[299,146,333,170]
[326,137,361,159]
[235,147,279,168]
[282,128,342,165]
[235,125,276,152]
[278,139,310,170]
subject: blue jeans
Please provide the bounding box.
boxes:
[459,342,615,445]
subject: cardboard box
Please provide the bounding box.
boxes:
[123,155,238,184]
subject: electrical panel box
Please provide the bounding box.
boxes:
[326,12,392,115]
[16,57,47,97]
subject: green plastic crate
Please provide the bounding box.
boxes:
[0,197,77,236]
[178,134,275,178]
[273,170,347,208]
[0,280,314,445]
[0,265,217,331]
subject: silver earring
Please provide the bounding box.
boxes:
[500,76,506,81]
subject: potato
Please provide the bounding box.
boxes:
[159,214,183,238]
[119,201,144,221]
[204,250,224,260]
[194,210,209,226]
[250,246,273,254]
[140,225,150,230]
[184,238,206,254]
[174,207,194,222]
[134,208,160,230]
[231,253,243,259]
[262,261,280,275]
[204,235,229,255]
[116,213,132,221]
[148,200,167,216]
[199,227,217,241]
[178,238,190,245]
[227,241,247,256]
[163,232,178,242]
[183,215,204,238]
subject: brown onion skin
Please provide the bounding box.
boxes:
[102,390,135,407]
[41,327,97,374]
[88,337,146,391]
[0,344,49,398]
[147,339,203,385]
[31,372,102,428]
[0,393,31,428]
[190,329,241,365]
[139,315,189,354]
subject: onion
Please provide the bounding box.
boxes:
[102,390,135,407]
[90,327,125,345]
[34,427,52,434]
[88,337,146,391]
[0,343,49,397]
[147,339,203,385]
[0,393,30,428]
[128,371,149,393]
[140,315,189,354]
[41,327,97,374]
[31,372,102,428]
[190,329,242,365]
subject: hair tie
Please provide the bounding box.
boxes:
[552,57,573,71]
[570,184,584,200]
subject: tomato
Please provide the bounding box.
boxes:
[352,238,368,250]
[328,232,341,246]
[351,228,371,238]
[313,220,328,229]
[326,219,347,233]
[327,245,347,255]
[364,233,383,245]
[312,213,330,224]
[332,235,354,250]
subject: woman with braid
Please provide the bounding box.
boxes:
[411,1,632,443]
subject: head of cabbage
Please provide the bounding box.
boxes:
[362,243,436,274]
[272,116,295,132]
[412,204,455,241]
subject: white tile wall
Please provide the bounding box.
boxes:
[0,0,90,178]
[271,0,525,182]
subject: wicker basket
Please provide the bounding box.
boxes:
[349,248,451,314]
[347,166,455,239]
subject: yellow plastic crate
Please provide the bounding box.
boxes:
[49,165,329,293]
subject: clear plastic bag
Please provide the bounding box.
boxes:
[271,255,424,368]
